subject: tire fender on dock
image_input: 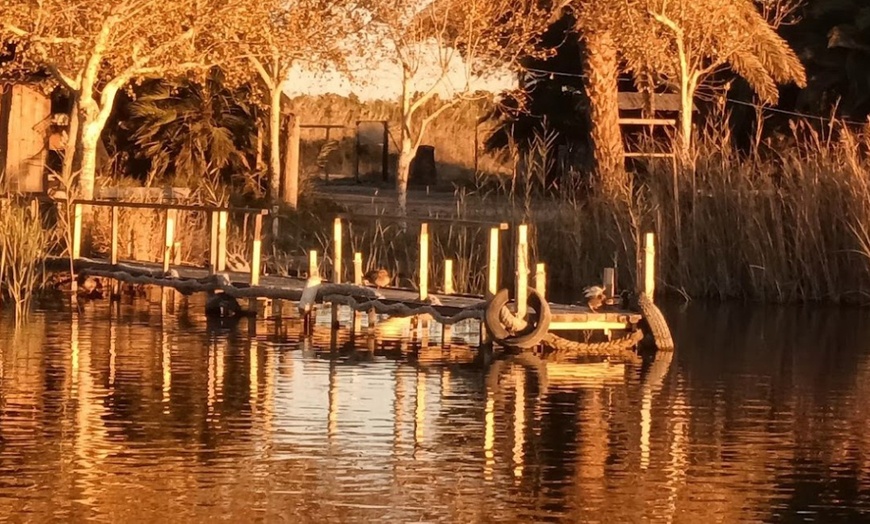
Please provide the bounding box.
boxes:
[484,287,552,349]
[636,293,674,351]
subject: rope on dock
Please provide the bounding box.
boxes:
[496,305,642,362]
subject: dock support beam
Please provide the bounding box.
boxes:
[603,267,615,298]
[487,227,499,298]
[209,211,218,274]
[309,250,319,278]
[163,209,176,274]
[72,202,82,261]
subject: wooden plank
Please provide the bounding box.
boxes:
[618,117,677,126]
[549,321,633,331]
[625,152,676,158]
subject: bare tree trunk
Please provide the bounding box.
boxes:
[397,70,414,215]
[61,97,80,185]
[79,119,100,200]
[583,30,625,193]
[679,77,695,161]
[269,84,283,203]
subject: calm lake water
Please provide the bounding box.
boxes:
[0,297,869,523]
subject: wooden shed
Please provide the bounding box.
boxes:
[0,83,52,193]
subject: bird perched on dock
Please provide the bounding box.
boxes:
[583,285,606,313]
[364,268,391,288]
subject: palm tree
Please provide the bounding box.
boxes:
[126,69,259,191]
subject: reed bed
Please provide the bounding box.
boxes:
[0,199,47,324]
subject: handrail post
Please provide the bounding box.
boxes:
[163,208,176,274]
[643,232,656,298]
[216,210,228,272]
[535,263,546,300]
[333,217,342,283]
[443,259,454,294]
[110,205,120,301]
[487,227,499,298]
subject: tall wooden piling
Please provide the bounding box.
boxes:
[309,250,319,278]
[643,232,656,297]
[333,218,343,284]
[163,209,176,274]
[216,210,228,272]
[443,259,454,294]
[603,267,615,298]
[488,227,499,298]
[419,223,429,301]
[535,263,546,300]
[110,205,120,300]
[209,210,218,274]
[249,213,264,315]
[516,224,529,319]
[72,203,82,260]
[353,252,362,333]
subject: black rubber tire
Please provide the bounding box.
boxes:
[502,288,551,349]
[637,293,674,351]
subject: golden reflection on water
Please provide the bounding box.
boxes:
[1,300,870,522]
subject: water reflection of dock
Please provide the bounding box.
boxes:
[3,303,870,522]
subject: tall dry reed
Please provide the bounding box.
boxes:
[0,199,46,324]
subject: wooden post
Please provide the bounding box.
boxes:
[309,250,318,278]
[110,205,120,300]
[72,202,82,260]
[173,241,182,265]
[209,210,218,274]
[217,210,228,272]
[644,232,656,298]
[419,223,429,300]
[353,252,363,285]
[283,113,301,208]
[516,224,529,319]
[333,218,342,283]
[603,267,616,298]
[251,213,263,286]
[487,227,499,298]
[353,121,361,183]
[443,259,454,294]
[163,209,176,273]
[535,263,546,300]
[352,252,362,333]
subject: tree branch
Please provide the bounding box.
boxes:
[413,96,462,151]
[248,54,275,90]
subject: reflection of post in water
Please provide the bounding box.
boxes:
[249,337,259,416]
[262,341,275,440]
[414,369,426,450]
[328,359,338,440]
[512,367,526,479]
[70,313,111,508]
[664,371,689,520]
[161,306,172,414]
[641,351,674,471]
[577,387,608,511]
[109,307,118,388]
[484,389,496,482]
[394,365,406,452]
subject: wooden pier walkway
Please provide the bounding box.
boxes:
[41,197,666,351]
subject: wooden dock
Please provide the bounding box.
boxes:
[40,197,663,351]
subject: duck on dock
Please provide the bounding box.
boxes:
[583,285,606,313]
[363,268,391,288]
